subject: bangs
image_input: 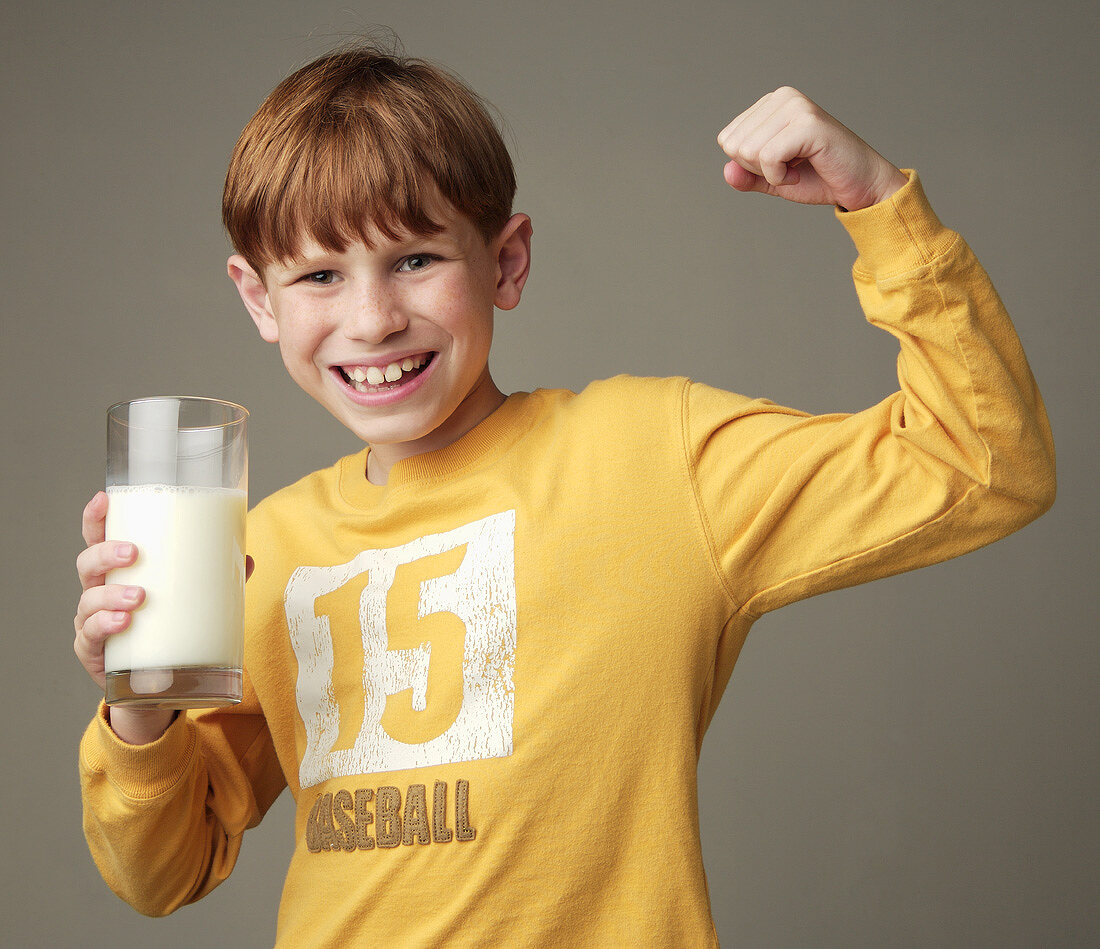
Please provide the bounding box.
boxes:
[223,49,516,272]
[245,106,450,267]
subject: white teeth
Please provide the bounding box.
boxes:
[343,354,430,390]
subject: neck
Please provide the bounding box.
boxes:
[365,370,506,485]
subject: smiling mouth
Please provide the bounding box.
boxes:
[336,353,435,392]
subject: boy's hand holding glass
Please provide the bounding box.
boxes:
[74,491,174,744]
[73,398,250,742]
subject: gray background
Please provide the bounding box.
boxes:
[2,0,1096,946]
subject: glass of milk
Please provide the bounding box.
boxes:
[103,397,248,708]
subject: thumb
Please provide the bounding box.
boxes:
[724,159,801,194]
[723,159,763,192]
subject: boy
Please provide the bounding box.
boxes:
[75,45,1055,947]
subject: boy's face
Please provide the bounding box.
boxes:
[229,204,531,481]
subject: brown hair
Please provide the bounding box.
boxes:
[222,44,516,272]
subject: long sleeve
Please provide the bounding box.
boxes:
[78,672,285,916]
[685,170,1056,618]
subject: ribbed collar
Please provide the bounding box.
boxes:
[337,390,538,508]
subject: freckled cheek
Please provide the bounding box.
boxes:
[427,279,496,336]
[277,324,330,374]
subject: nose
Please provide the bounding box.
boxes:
[341,284,408,344]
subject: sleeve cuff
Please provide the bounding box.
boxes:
[79,701,197,799]
[835,170,958,277]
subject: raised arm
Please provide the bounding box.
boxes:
[686,89,1055,618]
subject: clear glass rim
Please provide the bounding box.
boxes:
[107,396,248,426]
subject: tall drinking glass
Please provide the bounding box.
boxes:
[103,397,248,708]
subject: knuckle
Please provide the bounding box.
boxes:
[76,551,102,587]
[759,141,782,163]
[75,620,95,650]
[77,587,98,618]
[79,615,99,644]
[792,107,818,128]
[84,614,110,645]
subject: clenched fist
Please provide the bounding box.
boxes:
[718,86,908,211]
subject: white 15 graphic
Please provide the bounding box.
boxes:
[285,511,517,788]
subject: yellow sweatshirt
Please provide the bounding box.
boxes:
[80,172,1054,947]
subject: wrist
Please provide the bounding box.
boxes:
[835,170,954,275]
[838,166,909,213]
[872,166,910,206]
[859,166,909,211]
[107,706,178,745]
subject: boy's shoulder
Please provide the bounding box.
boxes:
[551,373,694,410]
[527,373,694,436]
[529,373,759,465]
[562,373,760,426]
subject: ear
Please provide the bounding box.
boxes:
[227,255,279,343]
[492,213,533,311]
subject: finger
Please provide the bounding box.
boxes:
[77,540,138,590]
[731,104,813,185]
[756,120,821,187]
[74,607,131,690]
[82,491,109,546]
[716,86,802,155]
[75,583,144,627]
[723,159,765,193]
[717,91,773,152]
[75,605,133,653]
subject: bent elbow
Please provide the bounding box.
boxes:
[1024,462,1057,521]
[132,898,178,920]
[112,881,188,919]
[1010,431,1057,523]
[982,448,1056,538]
[982,411,1057,530]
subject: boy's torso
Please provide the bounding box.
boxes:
[241,377,734,947]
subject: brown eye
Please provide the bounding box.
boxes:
[397,255,437,273]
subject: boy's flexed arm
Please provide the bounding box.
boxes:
[688,88,1055,619]
[717,86,908,211]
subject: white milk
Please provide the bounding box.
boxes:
[104,484,247,673]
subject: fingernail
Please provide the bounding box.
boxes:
[117,543,135,559]
[113,612,130,625]
[122,586,141,602]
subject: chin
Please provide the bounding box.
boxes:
[348,415,441,450]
